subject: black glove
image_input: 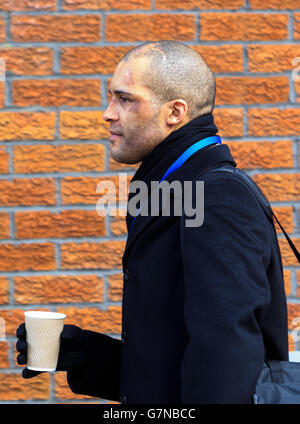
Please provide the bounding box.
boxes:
[16,323,87,379]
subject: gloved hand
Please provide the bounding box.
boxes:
[16,323,86,379]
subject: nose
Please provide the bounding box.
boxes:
[103,100,118,122]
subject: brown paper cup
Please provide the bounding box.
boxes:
[24,311,66,372]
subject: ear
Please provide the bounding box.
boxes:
[166,99,188,126]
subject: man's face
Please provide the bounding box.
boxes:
[103,57,166,164]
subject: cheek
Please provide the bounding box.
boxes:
[121,103,159,139]
[127,103,141,114]
[129,98,155,116]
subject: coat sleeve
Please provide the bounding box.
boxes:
[66,330,121,401]
[179,174,272,403]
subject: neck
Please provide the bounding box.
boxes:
[126,112,219,231]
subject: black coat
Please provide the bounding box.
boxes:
[67,115,289,404]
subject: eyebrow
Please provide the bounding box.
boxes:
[108,88,134,97]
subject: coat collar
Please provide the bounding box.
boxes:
[122,143,237,265]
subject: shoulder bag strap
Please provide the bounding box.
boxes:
[206,166,300,264]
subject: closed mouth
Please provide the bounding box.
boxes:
[110,130,122,136]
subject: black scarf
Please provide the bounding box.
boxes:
[126,113,219,230]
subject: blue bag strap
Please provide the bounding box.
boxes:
[159,135,221,183]
[128,135,222,233]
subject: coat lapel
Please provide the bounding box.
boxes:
[122,144,236,265]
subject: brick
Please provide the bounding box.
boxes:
[0,342,9,368]
[157,0,244,8]
[0,242,56,272]
[105,14,196,42]
[15,209,106,239]
[294,81,300,103]
[272,206,294,235]
[0,309,26,337]
[216,76,289,105]
[0,82,4,108]
[61,46,133,75]
[213,108,244,137]
[110,214,127,237]
[283,270,291,297]
[250,0,300,8]
[12,79,101,107]
[297,271,300,297]
[14,275,104,304]
[0,178,56,206]
[62,0,151,10]
[193,45,244,73]
[0,112,55,141]
[61,176,108,205]
[279,238,300,267]
[289,333,296,351]
[248,44,300,73]
[0,145,9,174]
[0,17,5,43]
[287,303,300,331]
[248,108,300,136]
[200,13,288,41]
[0,277,9,304]
[54,372,93,400]
[252,173,300,202]
[0,212,10,239]
[61,174,131,205]
[0,48,53,76]
[13,143,106,173]
[226,140,293,169]
[60,240,125,270]
[0,0,56,11]
[0,372,50,400]
[57,306,122,334]
[107,273,123,302]
[60,111,109,140]
[295,14,300,40]
[11,15,101,43]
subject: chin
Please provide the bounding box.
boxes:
[111,150,140,165]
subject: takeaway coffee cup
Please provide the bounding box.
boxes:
[24,311,66,372]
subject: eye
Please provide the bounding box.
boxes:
[120,96,130,103]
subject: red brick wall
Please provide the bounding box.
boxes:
[0,0,299,403]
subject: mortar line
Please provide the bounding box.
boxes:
[6,9,299,14]
[2,40,300,47]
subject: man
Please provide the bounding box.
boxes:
[16,40,288,404]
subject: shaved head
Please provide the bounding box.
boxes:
[104,40,216,164]
[120,40,216,120]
